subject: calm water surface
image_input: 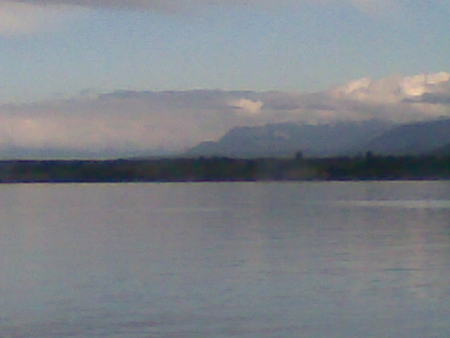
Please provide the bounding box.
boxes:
[0,182,449,337]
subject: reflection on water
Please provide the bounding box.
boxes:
[0,182,449,337]
[338,199,450,209]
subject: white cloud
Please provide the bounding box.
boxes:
[229,98,264,115]
[400,72,450,97]
[331,72,450,104]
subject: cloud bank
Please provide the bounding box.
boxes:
[0,0,410,34]
[5,1,372,10]
[0,1,78,35]
[0,72,449,158]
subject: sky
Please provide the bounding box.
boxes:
[0,0,449,157]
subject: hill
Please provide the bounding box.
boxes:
[364,119,450,155]
[186,120,391,158]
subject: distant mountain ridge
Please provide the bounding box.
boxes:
[364,118,450,155]
[186,120,391,158]
[186,118,450,158]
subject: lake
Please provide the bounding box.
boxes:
[0,182,449,337]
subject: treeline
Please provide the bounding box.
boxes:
[0,154,449,183]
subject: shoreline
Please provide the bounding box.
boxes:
[0,155,448,183]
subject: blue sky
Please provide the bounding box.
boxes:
[1,0,449,102]
[0,0,449,156]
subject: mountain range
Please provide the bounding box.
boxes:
[186,118,450,158]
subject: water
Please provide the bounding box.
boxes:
[0,182,449,337]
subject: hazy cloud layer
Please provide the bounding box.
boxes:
[0,1,80,35]
[6,1,382,10]
[0,0,414,34]
[0,72,449,157]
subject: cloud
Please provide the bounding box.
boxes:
[2,0,292,12]
[229,98,264,115]
[405,93,450,105]
[400,72,450,97]
[12,0,189,11]
[0,90,260,157]
[0,72,448,158]
[0,1,83,35]
[7,0,412,12]
[331,72,450,103]
[3,1,284,10]
[318,72,450,121]
[0,0,419,35]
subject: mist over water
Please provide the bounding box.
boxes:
[0,182,449,337]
